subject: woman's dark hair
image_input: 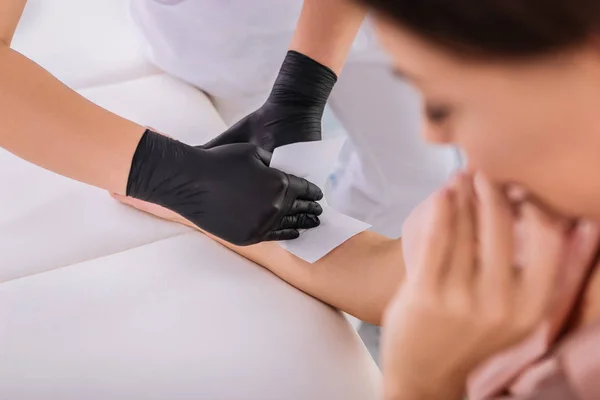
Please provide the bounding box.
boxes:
[357,0,600,58]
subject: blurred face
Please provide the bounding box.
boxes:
[375,17,600,219]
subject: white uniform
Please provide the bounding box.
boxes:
[130,0,458,238]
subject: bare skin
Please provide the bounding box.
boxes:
[0,0,145,194]
[113,192,404,326]
[2,0,408,326]
[369,14,600,399]
[289,0,367,74]
[111,0,406,327]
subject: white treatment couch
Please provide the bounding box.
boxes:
[0,1,381,399]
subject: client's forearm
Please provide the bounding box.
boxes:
[114,187,404,324]
[290,0,367,74]
[208,231,404,326]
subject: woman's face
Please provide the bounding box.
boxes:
[375,17,600,219]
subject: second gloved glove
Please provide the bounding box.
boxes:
[201,50,338,152]
[127,129,323,246]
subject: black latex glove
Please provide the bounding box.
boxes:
[127,130,323,246]
[201,51,337,152]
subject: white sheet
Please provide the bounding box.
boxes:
[0,233,381,399]
[12,0,159,89]
[271,139,371,263]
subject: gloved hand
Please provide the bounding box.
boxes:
[201,51,337,152]
[127,129,323,246]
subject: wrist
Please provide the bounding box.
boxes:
[268,51,337,108]
[385,384,465,400]
[384,371,467,400]
[108,122,146,195]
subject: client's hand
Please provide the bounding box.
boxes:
[381,173,598,400]
[111,192,195,229]
[200,51,336,152]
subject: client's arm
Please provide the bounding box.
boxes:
[113,194,404,326]
[210,231,404,326]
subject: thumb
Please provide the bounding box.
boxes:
[199,117,249,149]
[256,147,273,167]
[198,136,226,150]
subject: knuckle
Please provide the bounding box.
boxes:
[445,292,473,320]
[300,177,310,193]
[270,201,284,216]
[511,321,535,341]
[411,291,442,315]
[272,173,289,194]
[282,215,294,226]
[291,199,302,212]
[481,303,512,330]
[295,214,307,226]
[513,311,544,337]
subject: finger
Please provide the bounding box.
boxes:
[198,137,227,150]
[287,174,324,201]
[447,173,477,291]
[111,193,139,207]
[474,172,515,296]
[199,118,248,150]
[256,147,273,166]
[279,214,320,230]
[287,199,323,216]
[265,229,300,241]
[112,193,149,211]
[401,192,437,272]
[413,185,455,290]
[548,220,600,334]
[518,202,568,322]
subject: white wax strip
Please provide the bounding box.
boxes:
[270,139,371,263]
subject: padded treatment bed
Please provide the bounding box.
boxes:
[11,0,159,89]
[0,0,382,398]
[0,234,380,400]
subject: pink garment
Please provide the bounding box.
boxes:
[471,319,600,399]
[467,238,599,399]
[401,194,600,399]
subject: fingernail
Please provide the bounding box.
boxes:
[315,204,323,215]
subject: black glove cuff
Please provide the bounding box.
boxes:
[269,50,338,107]
[126,129,191,202]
